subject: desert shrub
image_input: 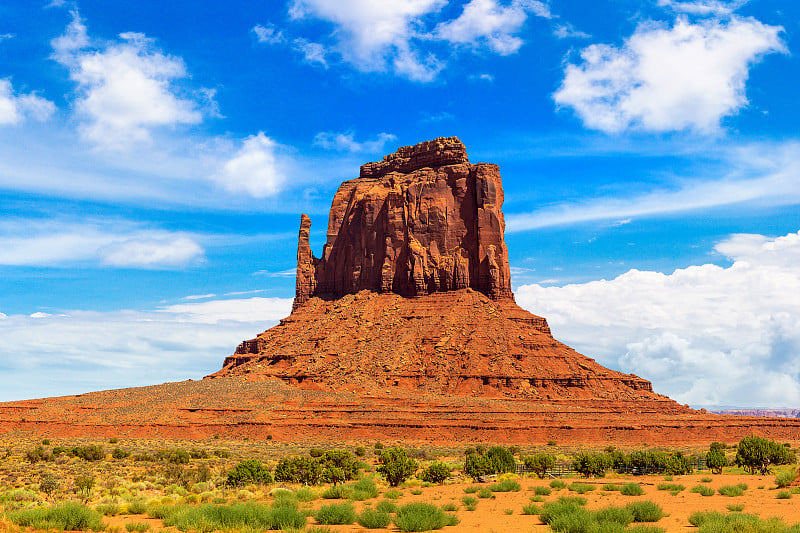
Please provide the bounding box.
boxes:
[25,446,52,463]
[8,502,103,531]
[295,486,317,502]
[71,444,105,461]
[314,503,356,525]
[718,484,746,497]
[393,502,458,532]
[188,448,208,459]
[357,508,392,529]
[548,506,595,532]
[538,496,587,525]
[463,446,515,480]
[727,504,744,512]
[156,448,190,464]
[690,484,715,496]
[127,499,147,514]
[625,449,692,475]
[419,462,451,484]
[572,451,612,477]
[125,522,150,532]
[461,496,477,506]
[628,527,666,533]
[706,447,728,474]
[626,501,664,522]
[96,502,121,516]
[523,453,556,478]
[384,489,402,499]
[441,502,458,511]
[477,487,493,498]
[775,468,797,488]
[226,459,273,486]
[521,502,540,515]
[112,447,130,459]
[688,511,725,526]
[274,456,321,485]
[620,482,645,496]
[377,500,398,513]
[354,446,366,457]
[377,448,418,487]
[349,476,380,500]
[309,448,324,458]
[39,473,60,498]
[488,478,521,492]
[735,435,796,474]
[158,501,305,531]
[1,489,41,502]
[777,490,792,499]
[534,485,552,495]
[690,511,795,533]
[568,482,596,494]
[603,483,621,491]
[319,450,359,485]
[550,479,567,490]
[596,505,635,526]
[75,474,95,497]
[321,484,351,499]
[656,483,684,492]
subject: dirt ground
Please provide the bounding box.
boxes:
[95,472,800,533]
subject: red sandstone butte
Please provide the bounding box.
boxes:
[1,136,799,444]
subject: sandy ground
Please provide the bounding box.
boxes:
[97,472,800,533]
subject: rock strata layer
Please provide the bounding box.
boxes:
[294,137,513,309]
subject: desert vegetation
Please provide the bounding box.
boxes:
[0,436,798,532]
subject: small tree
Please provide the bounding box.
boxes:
[523,453,556,479]
[735,435,796,475]
[572,452,611,478]
[484,446,516,474]
[706,447,728,475]
[39,473,60,500]
[319,450,359,485]
[464,453,490,481]
[376,448,418,487]
[274,456,321,485]
[74,474,95,501]
[419,462,451,484]
[226,459,274,486]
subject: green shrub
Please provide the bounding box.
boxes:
[112,448,130,460]
[690,485,715,496]
[572,451,612,477]
[127,499,147,514]
[314,503,356,525]
[419,462,451,484]
[321,485,351,499]
[350,477,379,501]
[602,483,621,491]
[550,479,567,490]
[700,477,712,483]
[274,456,321,485]
[726,504,744,511]
[357,508,392,528]
[533,485,551,495]
[158,502,305,531]
[777,490,792,499]
[384,489,402,499]
[523,453,556,478]
[38,473,60,499]
[656,483,684,492]
[96,502,121,516]
[625,501,664,522]
[25,446,52,463]
[410,488,423,495]
[688,511,725,527]
[568,482,596,494]
[393,502,458,532]
[627,526,666,533]
[125,522,150,532]
[295,486,318,502]
[521,503,540,515]
[463,485,480,494]
[689,511,794,533]
[477,487,493,498]
[620,482,645,496]
[310,448,324,457]
[595,505,634,526]
[488,478,521,492]
[156,448,189,464]
[377,500,398,514]
[226,459,274,486]
[548,507,595,532]
[538,496,587,524]
[706,447,728,474]
[775,468,797,488]
[377,448,418,487]
[8,502,103,531]
[464,446,516,480]
[461,496,477,506]
[718,484,745,497]
[355,446,366,457]
[319,450,359,485]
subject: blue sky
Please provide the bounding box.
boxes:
[1,0,800,408]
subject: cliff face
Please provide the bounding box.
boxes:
[294,137,513,309]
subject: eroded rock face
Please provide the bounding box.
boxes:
[294,137,513,309]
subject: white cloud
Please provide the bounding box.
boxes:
[292,38,328,67]
[52,12,202,150]
[506,140,800,231]
[657,0,748,16]
[515,230,800,408]
[0,79,55,125]
[435,0,550,55]
[313,131,397,153]
[213,132,285,197]
[252,23,285,44]
[554,16,785,133]
[0,219,204,268]
[0,296,293,401]
[553,23,591,40]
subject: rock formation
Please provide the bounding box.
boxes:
[294,137,513,309]
[213,137,662,401]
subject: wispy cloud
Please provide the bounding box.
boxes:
[313,131,397,153]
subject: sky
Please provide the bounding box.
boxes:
[0,0,799,408]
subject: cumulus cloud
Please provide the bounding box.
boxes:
[213,132,285,197]
[52,11,202,150]
[0,79,55,125]
[313,131,397,153]
[435,0,551,55]
[0,297,293,401]
[251,23,285,44]
[0,219,204,268]
[515,230,800,408]
[554,16,785,133]
[292,38,328,67]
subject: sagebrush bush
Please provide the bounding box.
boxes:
[9,502,103,531]
[488,478,521,492]
[377,500,398,514]
[568,482,596,494]
[314,503,356,525]
[550,479,567,490]
[533,485,551,495]
[357,508,392,529]
[718,484,746,497]
[625,501,664,522]
[775,468,797,488]
[393,503,458,532]
[620,482,645,496]
[690,485,715,496]
[595,505,634,526]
